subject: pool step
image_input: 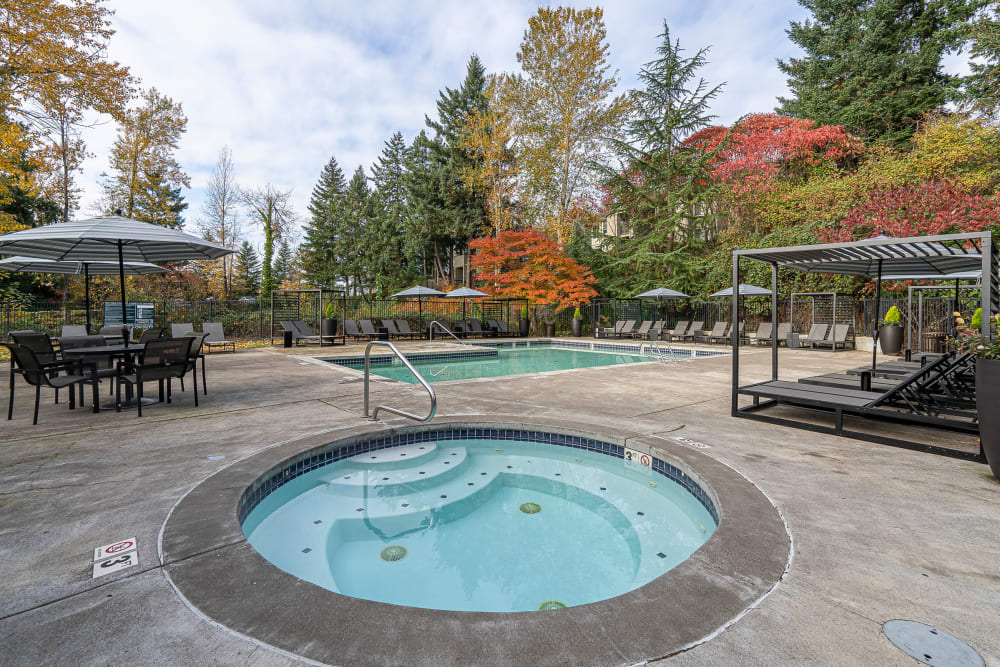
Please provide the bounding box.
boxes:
[320,447,469,496]
[346,442,438,469]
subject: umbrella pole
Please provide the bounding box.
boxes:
[84,263,91,334]
[872,259,882,371]
[118,240,128,334]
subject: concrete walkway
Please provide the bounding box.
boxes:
[1,342,997,665]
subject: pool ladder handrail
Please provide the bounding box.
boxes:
[428,320,467,345]
[363,340,437,423]
[640,338,677,363]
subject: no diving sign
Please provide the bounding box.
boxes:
[92,538,138,578]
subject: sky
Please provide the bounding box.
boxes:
[78,0,814,247]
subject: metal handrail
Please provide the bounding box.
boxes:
[428,320,467,345]
[640,338,677,363]
[363,340,437,422]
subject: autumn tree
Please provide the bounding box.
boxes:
[197,147,241,298]
[101,88,190,226]
[469,229,598,326]
[458,74,519,236]
[509,6,630,239]
[777,0,981,143]
[241,183,293,298]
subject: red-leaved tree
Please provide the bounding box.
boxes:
[684,113,862,195]
[469,230,598,321]
[820,180,1000,243]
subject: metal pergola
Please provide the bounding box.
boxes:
[789,291,855,350]
[269,288,346,346]
[729,231,996,456]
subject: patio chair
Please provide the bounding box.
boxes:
[280,320,321,345]
[138,328,166,344]
[813,324,852,351]
[180,332,209,395]
[202,322,236,354]
[696,321,728,344]
[707,322,733,344]
[10,331,66,405]
[61,325,88,338]
[342,320,365,340]
[594,320,623,338]
[631,321,653,339]
[60,335,118,396]
[749,322,771,345]
[98,325,126,345]
[3,342,99,425]
[467,320,485,337]
[681,321,705,343]
[663,321,690,342]
[380,320,400,339]
[115,337,196,417]
[800,324,829,348]
[395,320,421,340]
[359,320,380,338]
[487,320,512,336]
[171,322,194,338]
[614,320,637,339]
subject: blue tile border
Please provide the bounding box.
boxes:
[237,427,719,527]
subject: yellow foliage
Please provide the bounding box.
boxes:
[906,115,1000,193]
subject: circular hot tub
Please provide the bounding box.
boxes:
[162,418,789,665]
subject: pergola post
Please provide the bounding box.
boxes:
[731,249,740,416]
[983,232,994,341]
[771,263,778,380]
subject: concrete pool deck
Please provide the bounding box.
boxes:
[1,340,997,665]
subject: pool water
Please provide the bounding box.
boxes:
[242,438,717,612]
[366,346,665,383]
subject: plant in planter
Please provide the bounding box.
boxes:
[321,302,338,337]
[519,305,530,337]
[953,309,1000,479]
[571,306,583,337]
[878,305,904,355]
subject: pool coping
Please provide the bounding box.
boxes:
[160,416,790,666]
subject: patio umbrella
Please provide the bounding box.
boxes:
[0,256,168,333]
[444,286,491,323]
[0,215,231,327]
[709,284,772,297]
[390,285,446,322]
[634,287,690,322]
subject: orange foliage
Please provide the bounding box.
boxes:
[469,230,598,305]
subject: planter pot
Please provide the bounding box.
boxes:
[977,358,1000,480]
[544,323,556,338]
[519,318,529,337]
[878,325,904,355]
[321,318,337,337]
[571,319,582,337]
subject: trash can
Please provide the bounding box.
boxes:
[377,327,389,341]
[283,330,293,348]
[787,332,800,349]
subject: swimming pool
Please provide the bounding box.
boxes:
[241,433,717,613]
[325,342,721,383]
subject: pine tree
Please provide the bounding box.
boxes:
[273,239,293,287]
[600,23,724,296]
[777,0,981,143]
[342,166,372,295]
[368,132,411,293]
[301,156,348,289]
[965,6,1000,120]
[233,240,261,297]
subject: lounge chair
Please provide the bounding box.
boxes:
[343,320,369,340]
[681,321,705,343]
[648,321,666,340]
[115,337,197,417]
[380,320,400,339]
[61,325,88,338]
[799,324,829,348]
[2,342,99,424]
[395,320,421,340]
[741,352,978,431]
[663,321,690,342]
[595,320,624,338]
[467,320,485,337]
[696,321,728,344]
[708,322,734,344]
[614,320,637,339]
[631,321,653,339]
[202,322,235,354]
[749,322,771,345]
[813,324,852,350]
[487,320,513,336]
[171,322,194,338]
[359,320,380,339]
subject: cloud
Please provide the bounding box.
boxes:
[80,0,810,247]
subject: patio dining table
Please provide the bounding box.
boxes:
[60,343,150,409]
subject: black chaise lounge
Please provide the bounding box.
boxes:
[695,321,728,344]
[395,320,421,339]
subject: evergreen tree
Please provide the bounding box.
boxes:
[272,239,293,288]
[409,55,488,282]
[131,170,187,228]
[342,166,372,295]
[368,131,412,294]
[600,24,724,296]
[233,240,261,297]
[965,6,1000,120]
[777,0,981,143]
[302,156,348,288]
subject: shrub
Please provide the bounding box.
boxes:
[573,306,583,320]
[882,305,902,327]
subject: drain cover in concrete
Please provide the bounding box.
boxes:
[380,545,407,562]
[882,620,983,667]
